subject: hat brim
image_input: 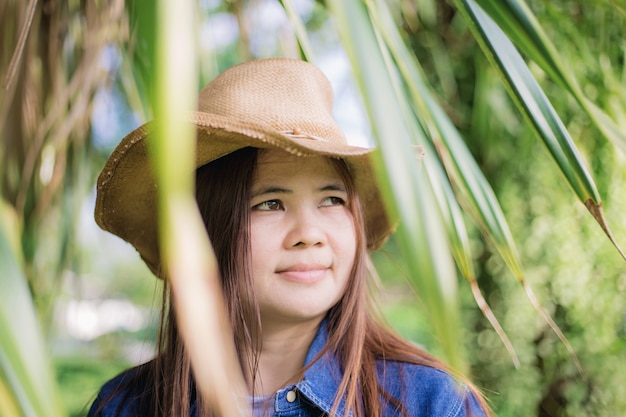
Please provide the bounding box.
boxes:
[95,113,393,276]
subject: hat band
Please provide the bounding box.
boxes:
[280,129,329,142]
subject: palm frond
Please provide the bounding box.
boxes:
[455,0,624,259]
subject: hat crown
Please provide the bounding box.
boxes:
[197,58,347,144]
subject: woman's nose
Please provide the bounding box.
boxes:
[284,209,326,249]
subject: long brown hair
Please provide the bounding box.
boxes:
[93,147,490,417]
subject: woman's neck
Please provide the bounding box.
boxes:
[252,317,322,396]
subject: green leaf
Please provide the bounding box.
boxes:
[329,0,465,371]
[421,140,520,368]
[150,1,249,415]
[456,0,598,204]
[366,0,524,279]
[0,201,66,417]
[475,0,626,153]
[280,0,315,61]
[455,0,625,259]
[124,0,159,117]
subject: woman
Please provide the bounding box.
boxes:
[89,58,490,417]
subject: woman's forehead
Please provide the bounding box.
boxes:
[254,149,343,182]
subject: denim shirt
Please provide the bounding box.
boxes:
[88,322,485,417]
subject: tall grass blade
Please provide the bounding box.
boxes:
[150,0,248,415]
[330,0,465,371]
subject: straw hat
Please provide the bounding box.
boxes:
[95,58,393,276]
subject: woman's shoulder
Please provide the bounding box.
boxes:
[377,360,487,417]
[87,362,153,417]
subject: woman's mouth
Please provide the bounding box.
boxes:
[276,265,329,283]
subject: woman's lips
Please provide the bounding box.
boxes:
[276,265,329,283]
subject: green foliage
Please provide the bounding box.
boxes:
[125,0,159,115]
[330,0,465,371]
[0,202,66,417]
[367,0,626,414]
[55,357,131,417]
[471,120,626,415]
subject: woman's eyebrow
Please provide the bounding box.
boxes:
[320,183,347,192]
[251,183,346,198]
[251,186,292,198]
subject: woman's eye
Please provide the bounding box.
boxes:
[253,200,283,211]
[320,196,345,207]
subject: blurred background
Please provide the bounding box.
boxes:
[1,1,625,416]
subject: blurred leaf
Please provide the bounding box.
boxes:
[150,0,249,415]
[280,0,315,61]
[0,200,66,417]
[363,0,592,375]
[125,0,159,116]
[0,377,22,417]
[421,140,520,368]
[365,0,520,367]
[365,0,525,280]
[330,0,465,371]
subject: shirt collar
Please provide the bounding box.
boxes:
[191,319,348,417]
[296,319,351,417]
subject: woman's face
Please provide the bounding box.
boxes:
[249,149,357,329]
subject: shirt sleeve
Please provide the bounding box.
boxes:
[379,361,488,417]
